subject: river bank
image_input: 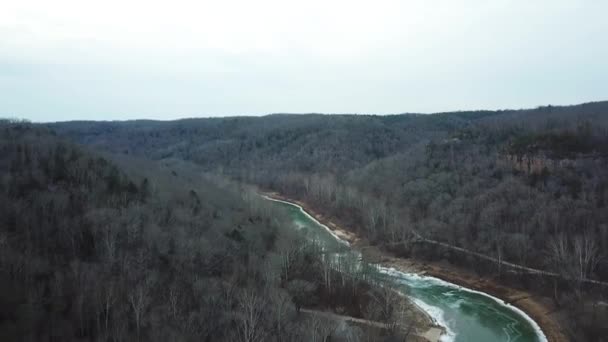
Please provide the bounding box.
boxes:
[261,191,568,342]
[263,194,443,341]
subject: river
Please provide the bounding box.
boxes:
[264,196,548,342]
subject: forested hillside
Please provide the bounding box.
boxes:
[0,121,412,341]
[50,101,608,340]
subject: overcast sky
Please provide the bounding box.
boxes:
[1,0,607,122]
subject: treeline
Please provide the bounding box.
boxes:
[48,101,608,340]
[0,121,410,341]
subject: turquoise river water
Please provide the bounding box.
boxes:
[264,196,547,342]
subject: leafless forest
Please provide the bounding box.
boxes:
[2,101,608,341]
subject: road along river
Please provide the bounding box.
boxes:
[263,196,548,342]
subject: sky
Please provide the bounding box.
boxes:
[1,0,607,122]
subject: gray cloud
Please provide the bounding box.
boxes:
[1,0,607,121]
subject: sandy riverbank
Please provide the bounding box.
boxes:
[261,191,569,342]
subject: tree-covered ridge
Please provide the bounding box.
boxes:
[1,121,413,341]
[48,101,608,340]
[0,121,265,340]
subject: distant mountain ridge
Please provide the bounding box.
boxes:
[46,101,608,340]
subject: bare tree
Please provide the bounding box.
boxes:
[495,236,504,276]
[287,279,316,313]
[234,289,267,342]
[104,224,118,263]
[102,279,117,334]
[276,231,302,282]
[367,285,401,333]
[168,282,180,320]
[573,234,600,282]
[547,233,602,299]
[270,289,293,342]
[129,277,153,341]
